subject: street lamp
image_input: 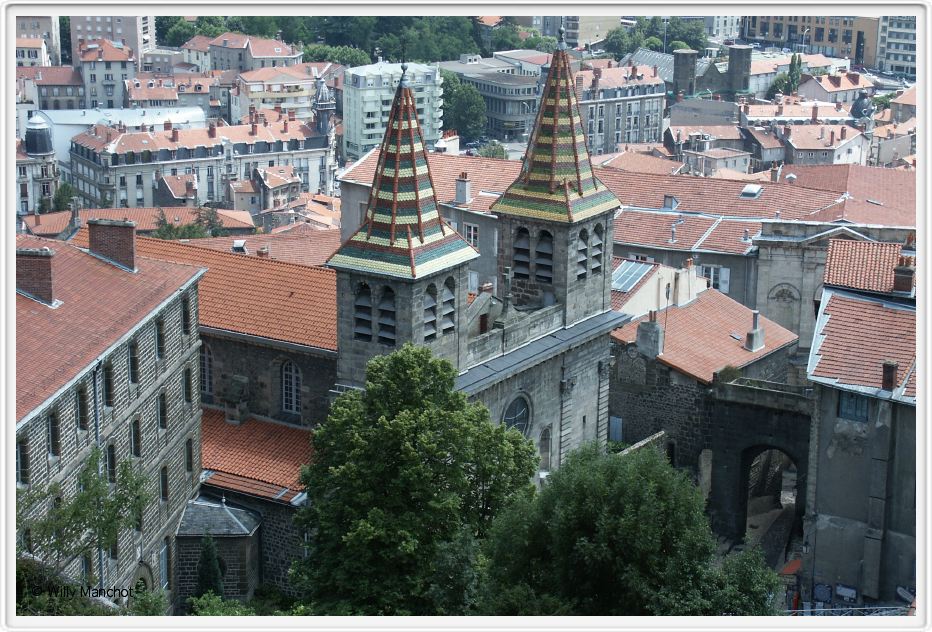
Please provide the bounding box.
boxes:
[663,17,670,53]
[521,101,532,142]
[801,28,810,54]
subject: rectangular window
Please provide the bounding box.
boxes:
[130,418,141,457]
[700,265,731,294]
[76,388,89,431]
[155,320,165,359]
[157,392,168,430]
[128,341,139,384]
[185,438,194,473]
[107,444,117,483]
[16,439,30,485]
[838,391,869,422]
[47,411,60,457]
[464,223,479,249]
[183,367,192,403]
[632,253,655,263]
[181,297,191,335]
[102,362,114,406]
[160,466,169,502]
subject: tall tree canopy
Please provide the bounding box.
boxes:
[440,70,487,142]
[478,444,780,616]
[292,344,537,615]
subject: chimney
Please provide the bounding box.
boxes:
[274,104,282,114]
[744,310,765,352]
[288,109,296,121]
[685,257,693,268]
[848,71,860,85]
[652,64,658,77]
[811,103,819,124]
[770,164,779,182]
[783,125,791,138]
[283,119,289,133]
[250,122,258,135]
[777,104,784,116]
[455,171,471,204]
[16,247,57,305]
[257,246,270,258]
[743,102,750,114]
[829,130,836,146]
[676,90,684,103]
[893,255,915,292]
[87,218,136,271]
[208,122,217,138]
[835,101,843,111]
[185,179,195,196]
[636,310,664,358]
[171,127,180,142]
[882,360,898,391]
[840,126,847,140]
[164,120,172,130]
[249,105,256,116]
[69,199,81,229]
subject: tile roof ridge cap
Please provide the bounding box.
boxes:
[137,236,336,273]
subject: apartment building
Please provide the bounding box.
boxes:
[777,124,868,166]
[17,15,61,64]
[125,73,222,114]
[342,61,443,159]
[75,39,137,110]
[207,32,303,73]
[876,16,916,79]
[743,16,879,66]
[68,114,333,208]
[141,48,186,74]
[576,63,665,153]
[540,16,620,48]
[17,66,85,111]
[797,71,874,104]
[70,15,155,62]
[16,223,205,610]
[231,62,340,122]
[16,38,51,67]
[705,16,742,40]
[16,117,60,217]
[180,35,213,72]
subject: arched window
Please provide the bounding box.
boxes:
[539,426,552,472]
[535,231,553,283]
[592,224,604,274]
[423,284,438,342]
[440,278,456,334]
[353,283,373,341]
[513,228,531,279]
[282,360,301,414]
[577,229,589,280]
[377,287,396,345]
[503,396,531,435]
[199,345,213,396]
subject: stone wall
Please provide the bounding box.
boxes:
[175,533,260,608]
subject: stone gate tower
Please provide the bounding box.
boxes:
[327,64,479,387]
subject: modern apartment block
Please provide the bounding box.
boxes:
[16,15,61,64]
[70,15,155,62]
[16,223,205,610]
[342,61,443,159]
[75,39,137,110]
[536,16,620,48]
[68,114,334,208]
[705,15,742,40]
[876,16,916,78]
[742,16,879,66]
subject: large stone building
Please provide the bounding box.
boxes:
[70,15,155,62]
[16,221,205,611]
[803,239,916,605]
[207,32,303,73]
[68,110,335,208]
[16,37,51,67]
[75,39,138,110]
[230,62,341,123]
[330,41,626,477]
[342,61,443,159]
[17,15,61,64]
[16,117,59,217]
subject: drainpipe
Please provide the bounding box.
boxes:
[91,361,105,590]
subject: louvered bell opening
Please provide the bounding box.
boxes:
[514,263,530,278]
[353,320,372,341]
[514,234,531,249]
[377,329,396,344]
[441,286,455,302]
[536,239,554,255]
[423,308,437,324]
[423,293,437,309]
[536,270,553,283]
[355,294,372,307]
[354,307,371,319]
[514,251,531,263]
[440,314,455,332]
[378,296,395,310]
[577,251,588,263]
[535,256,553,266]
[378,312,396,326]
[423,322,437,340]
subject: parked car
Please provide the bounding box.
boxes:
[465,141,481,149]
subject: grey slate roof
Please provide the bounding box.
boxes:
[177,498,261,537]
[456,310,629,394]
[619,47,713,84]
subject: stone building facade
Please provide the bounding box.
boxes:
[16,221,204,612]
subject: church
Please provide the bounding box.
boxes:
[327,31,627,477]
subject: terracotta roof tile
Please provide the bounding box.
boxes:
[668,124,744,141]
[16,235,203,421]
[823,239,912,293]
[612,289,798,383]
[257,165,299,188]
[181,34,212,52]
[783,124,862,150]
[16,38,44,48]
[803,72,874,93]
[576,65,665,89]
[891,85,916,106]
[614,210,717,251]
[695,219,761,255]
[595,150,685,175]
[872,117,917,139]
[126,84,179,102]
[744,126,785,150]
[204,471,298,503]
[25,206,253,236]
[161,174,197,199]
[182,229,342,267]
[77,39,135,62]
[201,408,311,495]
[16,65,83,85]
[744,103,848,119]
[72,229,337,350]
[810,290,915,399]
[477,16,503,27]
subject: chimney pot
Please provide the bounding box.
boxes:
[171,127,180,142]
[257,246,269,258]
[16,247,57,305]
[164,120,172,130]
[840,126,847,139]
[288,109,296,121]
[744,309,765,351]
[87,219,136,271]
[830,130,835,145]
[653,64,658,77]
[208,122,217,138]
[636,314,664,358]
[893,256,915,292]
[251,122,258,135]
[882,360,898,391]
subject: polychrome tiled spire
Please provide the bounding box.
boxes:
[491,28,621,224]
[328,65,478,279]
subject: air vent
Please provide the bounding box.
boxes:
[739,184,763,199]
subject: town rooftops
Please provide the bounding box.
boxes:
[782,124,862,150]
[613,209,761,255]
[669,124,744,141]
[808,288,915,404]
[38,106,207,130]
[892,85,916,106]
[208,32,300,58]
[177,498,261,536]
[257,165,299,188]
[823,238,915,295]
[126,84,179,103]
[16,65,83,86]
[802,71,874,93]
[25,206,254,237]
[872,117,917,139]
[576,64,665,90]
[238,62,337,84]
[16,37,45,48]
[610,256,660,311]
[71,229,338,351]
[743,126,785,150]
[200,408,311,504]
[182,228,342,267]
[180,34,212,53]
[743,102,850,120]
[16,234,204,422]
[619,47,715,84]
[160,174,197,199]
[77,38,135,62]
[593,150,685,176]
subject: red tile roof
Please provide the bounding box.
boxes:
[612,289,798,383]
[696,219,761,255]
[810,290,915,399]
[614,210,718,252]
[669,125,744,141]
[77,39,135,62]
[71,230,338,351]
[161,174,197,199]
[126,84,179,102]
[802,72,873,93]
[25,206,253,236]
[576,65,665,89]
[239,62,335,83]
[892,85,916,106]
[257,165,299,188]
[16,235,203,421]
[181,34,212,52]
[181,229,342,267]
[744,126,785,150]
[477,16,503,27]
[16,65,83,85]
[744,103,848,119]
[823,239,913,293]
[870,117,917,139]
[208,32,299,58]
[201,408,311,501]
[595,150,685,175]
[16,38,45,48]
[783,124,863,150]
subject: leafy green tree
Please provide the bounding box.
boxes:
[194,16,226,38]
[478,444,779,616]
[441,70,487,142]
[292,343,537,615]
[59,17,71,64]
[478,142,507,159]
[16,448,150,575]
[195,534,224,598]
[239,16,280,38]
[51,182,77,212]
[124,584,168,615]
[187,592,255,615]
[194,206,224,236]
[490,25,522,53]
[787,54,802,93]
[644,36,664,52]
[156,16,185,43]
[164,20,197,47]
[152,208,210,239]
[303,44,370,67]
[766,72,790,100]
[524,33,558,53]
[872,92,895,111]
[670,40,690,51]
[98,194,113,209]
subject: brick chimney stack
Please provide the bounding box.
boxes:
[882,360,898,391]
[171,127,180,142]
[16,246,57,305]
[164,120,172,130]
[87,218,137,271]
[811,103,819,123]
[830,130,835,145]
[653,64,658,77]
[208,122,217,138]
[250,122,258,135]
[288,109,296,121]
[893,255,915,292]
[840,126,847,140]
